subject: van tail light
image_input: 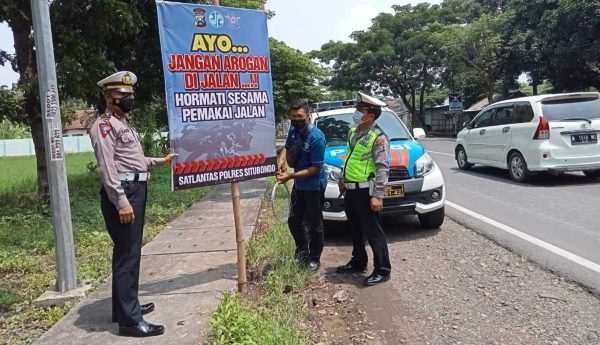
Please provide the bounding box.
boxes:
[533,116,550,140]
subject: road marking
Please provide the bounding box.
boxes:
[428,150,454,157]
[446,200,600,274]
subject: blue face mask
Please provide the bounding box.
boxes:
[352,110,363,124]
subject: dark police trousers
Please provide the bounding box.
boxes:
[100,181,147,326]
[288,187,324,262]
[344,188,391,274]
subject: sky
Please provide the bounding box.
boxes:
[0,1,444,88]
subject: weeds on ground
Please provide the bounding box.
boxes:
[210,178,311,345]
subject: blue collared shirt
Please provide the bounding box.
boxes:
[285,125,327,191]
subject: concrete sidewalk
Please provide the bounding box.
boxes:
[34,179,266,345]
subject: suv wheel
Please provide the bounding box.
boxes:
[508,152,531,182]
[418,207,445,229]
[583,170,600,179]
[456,146,473,170]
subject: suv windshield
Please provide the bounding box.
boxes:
[541,97,600,121]
[315,111,410,147]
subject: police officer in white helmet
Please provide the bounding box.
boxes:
[336,92,392,286]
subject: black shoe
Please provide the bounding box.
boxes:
[336,262,367,274]
[112,302,155,323]
[363,273,390,286]
[119,320,165,337]
[307,261,321,273]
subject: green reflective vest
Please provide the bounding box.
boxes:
[343,127,382,182]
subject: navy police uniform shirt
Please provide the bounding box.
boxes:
[285,124,327,191]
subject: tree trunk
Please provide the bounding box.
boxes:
[29,100,48,199]
[486,83,494,104]
[11,2,49,199]
[531,73,540,95]
[398,92,415,131]
[418,85,426,130]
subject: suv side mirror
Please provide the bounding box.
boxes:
[463,121,471,129]
[413,128,426,140]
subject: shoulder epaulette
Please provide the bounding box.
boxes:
[373,127,386,137]
[100,113,112,122]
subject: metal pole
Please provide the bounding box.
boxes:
[31,0,79,292]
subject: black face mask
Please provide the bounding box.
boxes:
[292,119,308,131]
[114,96,135,113]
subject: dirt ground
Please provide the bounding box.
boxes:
[303,217,600,345]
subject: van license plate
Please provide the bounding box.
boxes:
[384,184,404,197]
[571,133,597,145]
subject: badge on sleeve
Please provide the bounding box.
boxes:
[99,122,112,138]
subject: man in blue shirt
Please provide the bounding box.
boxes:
[277,100,327,272]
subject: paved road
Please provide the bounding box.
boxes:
[420,138,600,290]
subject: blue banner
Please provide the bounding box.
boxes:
[157,1,276,191]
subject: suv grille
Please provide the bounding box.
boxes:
[389,167,410,181]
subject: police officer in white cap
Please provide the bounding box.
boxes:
[90,71,176,337]
[336,92,391,286]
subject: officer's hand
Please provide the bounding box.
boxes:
[277,160,286,173]
[119,205,135,224]
[163,153,178,165]
[370,197,383,212]
[276,171,293,184]
[338,178,345,193]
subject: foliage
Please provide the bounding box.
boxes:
[0,85,25,124]
[210,178,310,345]
[269,38,325,121]
[0,120,31,139]
[312,0,600,122]
[453,14,511,103]
[312,4,460,127]
[60,98,88,125]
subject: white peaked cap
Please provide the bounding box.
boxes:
[357,91,386,107]
[97,71,137,93]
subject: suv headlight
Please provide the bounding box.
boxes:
[324,164,342,182]
[414,153,435,177]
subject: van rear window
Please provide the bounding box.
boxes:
[541,97,600,121]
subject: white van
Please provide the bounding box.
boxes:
[454,92,600,182]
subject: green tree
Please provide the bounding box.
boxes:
[537,0,600,91]
[269,38,324,121]
[453,14,510,103]
[0,85,29,139]
[313,4,458,127]
[504,0,599,93]
[0,85,25,123]
[0,120,31,139]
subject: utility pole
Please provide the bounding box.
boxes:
[31,0,80,298]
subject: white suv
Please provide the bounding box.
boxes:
[454,92,600,182]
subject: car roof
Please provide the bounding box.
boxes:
[311,107,394,119]
[486,92,600,108]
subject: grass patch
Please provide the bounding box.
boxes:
[209,179,311,345]
[0,153,208,345]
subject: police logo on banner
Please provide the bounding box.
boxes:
[209,11,224,28]
[193,8,206,27]
[225,13,241,29]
